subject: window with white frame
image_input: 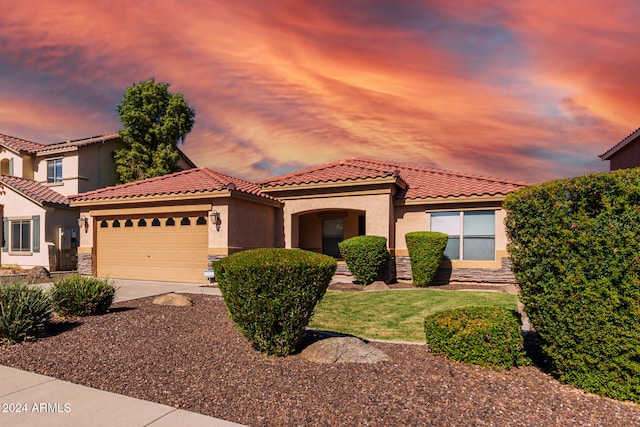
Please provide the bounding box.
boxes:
[430,210,495,260]
[47,158,63,183]
[10,219,31,252]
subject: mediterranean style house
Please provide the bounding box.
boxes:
[0,132,195,271]
[70,158,527,285]
[600,127,640,170]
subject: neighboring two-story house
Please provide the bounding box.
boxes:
[0,133,195,271]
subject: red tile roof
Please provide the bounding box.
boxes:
[0,175,70,207]
[599,127,640,160]
[35,133,121,154]
[0,132,120,155]
[0,134,46,153]
[260,158,527,200]
[69,167,275,202]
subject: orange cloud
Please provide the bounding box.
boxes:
[0,1,634,182]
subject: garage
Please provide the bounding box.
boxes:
[96,213,209,283]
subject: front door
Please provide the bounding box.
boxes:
[322,217,344,258]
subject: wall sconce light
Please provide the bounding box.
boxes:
[77,216,89,233]
[210,210,221,231]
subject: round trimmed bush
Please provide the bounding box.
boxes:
[405,231,448,286]
[504,168,640,401]
[49,275,116,317]
[338,235,388,285]
[212,248,337,356]
[0,282,52,344]
[424,306,528,370]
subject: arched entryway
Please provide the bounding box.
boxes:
[296,209,366,257]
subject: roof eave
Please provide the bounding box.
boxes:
[396,194,510,206]
[260,176,403,193]
[600,128,640,160]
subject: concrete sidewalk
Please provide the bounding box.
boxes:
[1,279,243,427]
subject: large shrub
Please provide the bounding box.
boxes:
[424,306,528,370]
[405,231,448,286]
[0,282,52,344]
[49,275,116,317]
[212,248,337,356]
[504,168,640,402]
[338,235,388,285]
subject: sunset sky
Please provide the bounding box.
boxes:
[1,0,639,183]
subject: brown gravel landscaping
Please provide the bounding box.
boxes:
[1,294,639,426]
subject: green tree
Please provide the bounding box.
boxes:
[114,77,195,183]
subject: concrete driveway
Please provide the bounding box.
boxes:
[108,279,221,302]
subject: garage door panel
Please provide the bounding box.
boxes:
[97,215,209,283]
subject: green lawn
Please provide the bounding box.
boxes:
[309,289,519,343]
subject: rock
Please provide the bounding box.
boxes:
[364,281,389,291]
[300,337,390,364]
[27,266,50,282]
[152,293,193,307]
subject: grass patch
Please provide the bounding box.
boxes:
[309,289,518,342]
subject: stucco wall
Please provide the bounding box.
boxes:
[0,187,50,269]
[0,149,27,178]
[228,197,279,251]
[77,141,123,193]
[34,152,80,196]
[609,140,640,170]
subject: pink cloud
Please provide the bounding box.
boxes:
[0,1,634,182]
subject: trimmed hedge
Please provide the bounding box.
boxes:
[0,282,52,344]
[504,168,640,402]
[212,248,337,356]
[424,306,528,370]
[338,235,388,285]
[49,275,116,317]
[405,231,448,286]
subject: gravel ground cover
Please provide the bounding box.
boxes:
[1,294,639,426]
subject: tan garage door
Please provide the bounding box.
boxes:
[96,214,209,283]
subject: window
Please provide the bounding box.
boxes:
[152,218,161,227]
[138,219,147,227]
[196,216,207,225]
[100,220,108,228]
[180,217,191,226]
[125,219,133,227]
[10,219,31,252]
[112,220,121,228]
[166,218,175,226]
[430,211,495,260]
[47,158,63,183]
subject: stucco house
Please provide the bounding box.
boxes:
[0,132,195,271]
[259,158,526,284]
[70,168,282,283]
[70,158,527,285]
[600,127,640,170]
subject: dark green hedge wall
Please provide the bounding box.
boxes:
[503,168,640,402]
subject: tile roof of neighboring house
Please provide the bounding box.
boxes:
[260,158,528,200]
[69,167,275,202]
[599,127,640,160]
[34,133,121,154]
[0,132,120,155]
[0,175,70,208]
[0,134,47,153]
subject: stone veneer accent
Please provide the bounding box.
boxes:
[77,253,93,275]
[395,256,517,285]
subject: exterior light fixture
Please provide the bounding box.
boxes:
[77,216,89,233]
[210,210,221,231]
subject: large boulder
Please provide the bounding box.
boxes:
[152,293,193,307]
[27,266,51,283]
[300,337,390,364]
